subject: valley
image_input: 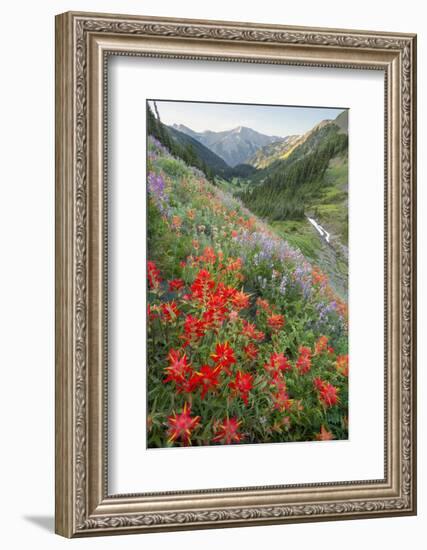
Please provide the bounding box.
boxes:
[147,101,348,300]
[146,133,349,447]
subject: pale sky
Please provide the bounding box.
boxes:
[148,99,346,137]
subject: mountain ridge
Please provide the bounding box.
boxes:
[238,112,349,222]
[171,123,282,167]
[247,113,347,170]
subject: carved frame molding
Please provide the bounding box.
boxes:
[55,12,416,537]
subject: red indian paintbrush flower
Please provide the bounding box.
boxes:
[228,371,253,406]
[320,383,339,407]
[241,320,265,342]
[191,269,215,300]
[217,250,224,266]
[313,377,324,391]
[272,390,292,412]
[215,283,237,304]
[269,371,287,392]
[203,291,228,326]
[147,260,162,290]
[312,267,328,286]
[163,349,192,386]
[256,297,271,313]
[265,352,292,375]
[203,309,226,329]
[314,378,339,407]
[226,257,243,272]
[212,418,243,444]
[161,301,180,321]
[171,215,182,230]
[244,343,259,360]
[147,303,159,321]
[336,354,349,376]
[267,313,285,331]
[167,403,200,445]
[168,278,185,291]
[211,342,236,374]
[267,369,290,412]
[296,346,311,374]
[316,426,334,441]
[181,315,206,345]
[314,335,328,354]
[231,290,250,310]
[190,365,221,399]
[201,246,216,265]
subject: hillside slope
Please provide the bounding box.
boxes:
[248,135,300,169]
[239,118,348,220]
[167,125,232,178]
[234,111,348,298]
[146,134,348,448]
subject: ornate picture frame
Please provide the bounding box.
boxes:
[55,11,417,537]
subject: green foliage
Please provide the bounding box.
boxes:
[231,163,257,178]
[156,156,190,179]
[146,137,349,448]
[148,103,217,182]
[271,220,321,259]
[147,201,193,279]
[238,124,348,222]
[309,155,348,244]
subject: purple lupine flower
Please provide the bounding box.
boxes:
[309,299,346,338]
[148,135,171,157]
[148,172,165,196]
[147,171,171,217]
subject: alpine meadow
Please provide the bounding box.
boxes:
[146,100,349,449]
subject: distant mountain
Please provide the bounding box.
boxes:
[172,124,282,167]
[171,124,200,139]
[167,126,232,178]
[167,126,257,180]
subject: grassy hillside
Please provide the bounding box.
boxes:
[231,116,349,299]
[308,153,348,244]
[146,135,348,448]
[256,152,349,300]
[238,122,348,221]
[271,218,348,300]
[148,104,349,303]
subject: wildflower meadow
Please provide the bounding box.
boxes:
[146,135,348,448]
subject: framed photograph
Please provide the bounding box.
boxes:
[55,11,417,537]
